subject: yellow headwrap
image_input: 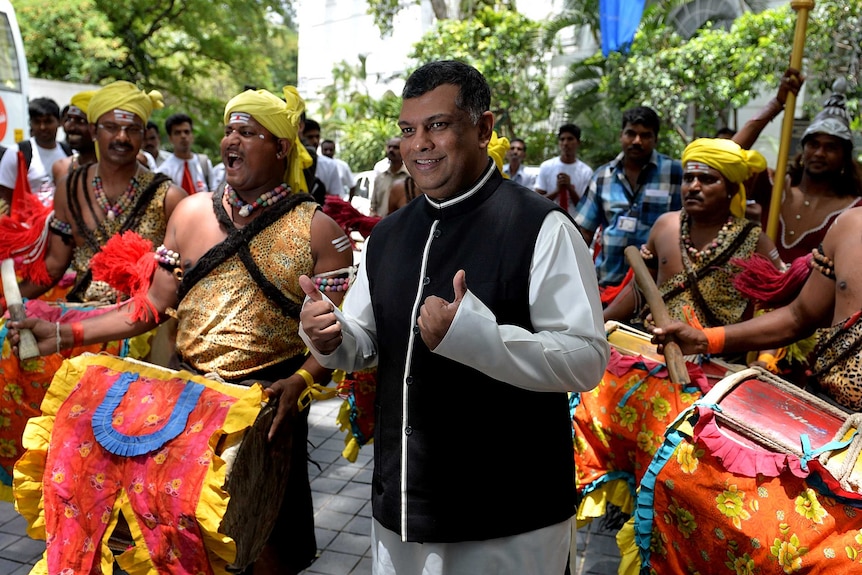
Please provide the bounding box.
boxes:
[223,86,312,194]
[69,90,96,115]
[488,131,510,178]
[87,81,164,125]
[681,138,767,218]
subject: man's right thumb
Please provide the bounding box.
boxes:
[299,275,323,301]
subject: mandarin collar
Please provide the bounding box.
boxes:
[422,159,499,219]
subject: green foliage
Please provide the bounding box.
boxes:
[315,57,402,172]
[16,0,124,83]
[17,0,299,160]
[408,7,551,139]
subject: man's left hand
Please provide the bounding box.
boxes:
[263,375,304,441]
[418,270,466,350]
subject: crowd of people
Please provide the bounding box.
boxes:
[0,57,857,575]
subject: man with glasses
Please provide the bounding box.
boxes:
[10,81,186,304]
[0,97,72,207]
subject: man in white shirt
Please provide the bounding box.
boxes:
[155,113,214,194]
[535,124,593,217]
[503,137,536,189]
[301,119,345,199]
[0,98,71,206]
[320,139,355,198]
[143,121,172,167]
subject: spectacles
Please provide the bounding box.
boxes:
[97,123,144,137]
[682,173,721,185]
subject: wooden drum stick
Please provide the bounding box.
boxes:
[623,246,690,385]
[1,259,41,360]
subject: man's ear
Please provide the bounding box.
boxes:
[277,138,292,159]
[477,111,494,149]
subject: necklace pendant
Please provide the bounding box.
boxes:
[107,211,116,221]
[238,205,253,218]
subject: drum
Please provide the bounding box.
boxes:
[13,353,281,575]
[629,367,862,574]
[572,322,742,527]
[0,300,153,501]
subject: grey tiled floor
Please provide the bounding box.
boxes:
[0,396,620,575]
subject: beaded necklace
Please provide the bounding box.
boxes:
[679,211,736,263]
[92,170,142,221]
[226,183,291,217]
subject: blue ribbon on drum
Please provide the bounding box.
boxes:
[91,372,204,457]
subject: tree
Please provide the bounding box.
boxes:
[409,7,551,141]
[16,0,300,160]
[366,0,516,37]
[16,0,125,84]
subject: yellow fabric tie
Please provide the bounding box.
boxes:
[681,138,767,218]
[757,348,786,374]
[488,131,509,177]
[295,368,337,410]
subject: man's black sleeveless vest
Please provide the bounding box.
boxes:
[365,165,575,542]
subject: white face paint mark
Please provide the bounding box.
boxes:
[332,235,352,253]
[113,109,135,122]
[229,112,251,124]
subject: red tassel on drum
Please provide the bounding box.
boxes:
[90,231,159,322]
[731,253,812,308]
[0,152,54,285]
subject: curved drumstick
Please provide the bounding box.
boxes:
[624,246,690,384]
[1,259,40,360]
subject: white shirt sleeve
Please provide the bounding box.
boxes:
[0,144,20,189]
[300,238,379,372]
[535,161,551,192]
[433,210,609,393]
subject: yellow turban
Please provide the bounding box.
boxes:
[681,138,767,218]
[69,90,96,115]
[488,131,510,177]
[223,86,312,193]
[87,81,164,124]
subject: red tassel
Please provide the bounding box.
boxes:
[600,267,634,305]
[732,253,812,308]
[90,231,159,321]
[0,152,53,261]
[323,196,381,241]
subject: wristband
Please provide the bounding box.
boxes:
[71,322,84,348]
[56,322,62,355]
[295,368,315,388]
[702,327,725,355]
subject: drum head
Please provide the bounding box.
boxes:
[221,400,292,572]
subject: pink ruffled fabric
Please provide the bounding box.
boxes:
[693,406,808,479]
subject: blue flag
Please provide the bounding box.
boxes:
[599,0,646,57]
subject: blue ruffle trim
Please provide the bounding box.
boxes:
[0,463,11,487]
[91,372,205,457]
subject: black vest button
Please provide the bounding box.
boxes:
[433,229,441,238]
[413,325,420,335]
[423,276,430,285]
[405,375,414,384]
[404,426,413,436]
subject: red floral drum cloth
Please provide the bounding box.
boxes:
[0,300,151,500]
[629,368,862,574]
[14,354,263,575]
[572,346,715,523]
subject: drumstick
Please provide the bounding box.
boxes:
[1,259,41,360]
[623,246,690,385]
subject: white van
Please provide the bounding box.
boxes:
[0,0,29,147]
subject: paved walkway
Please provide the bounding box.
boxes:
[0,396,620,575]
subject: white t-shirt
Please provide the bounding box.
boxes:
[534,157,593,217]
[332,157,354,198]
[156,153,214,194]
[0,138,70,206]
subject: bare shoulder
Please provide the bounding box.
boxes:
[826,206,862,247]
[311,208,348,243]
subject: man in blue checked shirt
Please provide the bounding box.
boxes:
[573,106,682,300]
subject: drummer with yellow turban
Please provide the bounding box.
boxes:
[8,85,354,573]
[604,137,783,336]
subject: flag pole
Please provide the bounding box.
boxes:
[766,0,815,241]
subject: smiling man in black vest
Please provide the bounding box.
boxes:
[299,60,609,575]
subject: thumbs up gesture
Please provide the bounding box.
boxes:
[418,270,467,350]
[299,274,343,354]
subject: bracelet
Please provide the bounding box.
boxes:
[71,322,84,348]
[295,368,315,388]
[55,322,61,355]
[703,327,725,355]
